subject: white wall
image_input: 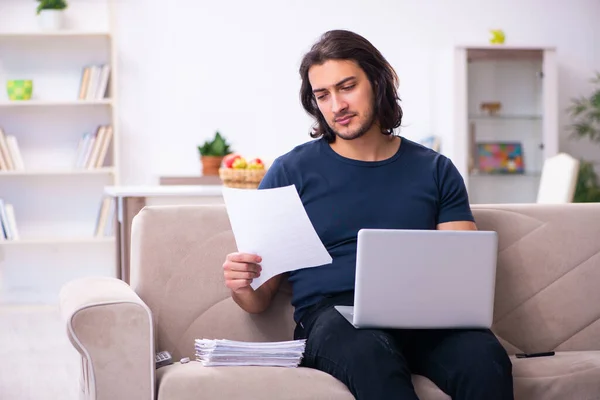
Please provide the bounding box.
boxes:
[113,0,600,184]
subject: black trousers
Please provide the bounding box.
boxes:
[294,292,514,400]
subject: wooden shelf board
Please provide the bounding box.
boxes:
[159,175,223,186]
[0,168,115,176]
[0,237,115,245]
[0,31,111,39]
[467,47,544,62]
[469,114,543,122]
[469,172,542,178]
[0,99,112,107]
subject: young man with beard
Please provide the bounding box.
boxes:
[222,30,514,400]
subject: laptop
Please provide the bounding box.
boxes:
[335,228,498,329]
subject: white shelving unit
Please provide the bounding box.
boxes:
[453,45,559,204]
[0,1,119,303]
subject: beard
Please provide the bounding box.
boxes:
[330,105,376,141]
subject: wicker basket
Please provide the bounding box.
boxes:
[219,168,267,189]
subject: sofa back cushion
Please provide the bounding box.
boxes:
[130,203,600,360]
[130,205,295,361]
[471,203,600,354]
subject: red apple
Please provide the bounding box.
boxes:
[223,154,241,169]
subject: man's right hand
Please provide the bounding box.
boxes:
[223,252,262,293]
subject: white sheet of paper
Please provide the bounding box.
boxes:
[222,185,332,290]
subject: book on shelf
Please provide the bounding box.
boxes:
[74,124,113,169]
[0,127,25,171]
[0,198,19,241]
[94,197,115,237]
[78,64,111,101]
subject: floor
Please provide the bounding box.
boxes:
[0,304,79,400]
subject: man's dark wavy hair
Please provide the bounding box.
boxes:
[299,30,403,143]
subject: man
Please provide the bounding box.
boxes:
[222,29,513,400]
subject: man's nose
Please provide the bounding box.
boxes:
[331,94,347,115]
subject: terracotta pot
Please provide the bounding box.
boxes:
[201,156,224,176]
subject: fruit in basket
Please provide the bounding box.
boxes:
[247,158,265,170]
[232,157,247,169]
[223,153,241,168]
[219,154,267,189]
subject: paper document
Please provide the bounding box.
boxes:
[195,338,307,367]
[222,185,332,290]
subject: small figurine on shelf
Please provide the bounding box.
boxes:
[36,0,68,31]
[480,101,502,116]
[489,29,505,45]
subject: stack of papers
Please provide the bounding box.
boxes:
[194,339,307,367]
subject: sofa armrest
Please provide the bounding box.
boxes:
[59,277,155,400]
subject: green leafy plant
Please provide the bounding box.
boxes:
[568,72,600,143]
[567,71,600,202]
[198,131,232,157]
[573,161,600,202]
[36,0,68,14]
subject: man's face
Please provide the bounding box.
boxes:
[308,59,376,141]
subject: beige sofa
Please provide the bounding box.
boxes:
[59,203,600,400]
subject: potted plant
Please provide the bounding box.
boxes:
[567,71,600,202]
[36,0,68,31]
[198,131,232,176]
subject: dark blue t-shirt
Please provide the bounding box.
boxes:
[258,136,474,323]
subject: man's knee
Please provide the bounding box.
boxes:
[350,330,401,366]
[305,320,415,399]
[311,316,397,363]
[306,310,403,371]
[455,331,513,390]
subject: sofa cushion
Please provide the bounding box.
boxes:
[512,351,600,399]
[412,375,452,400]
[156,362,451,400]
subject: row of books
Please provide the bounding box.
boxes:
[78,64,111,101]
[0,199,19,241]
[0,196,114,241]
[0,125,112,171]
[94,197,115,237]
[74,125,113,169]
[0,127,25,171]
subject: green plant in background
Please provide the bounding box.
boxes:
[573,161,600,202]
[198,131,232,156]
[567,71,600,203]
[568,72,600,143]
[36,0,68,14]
